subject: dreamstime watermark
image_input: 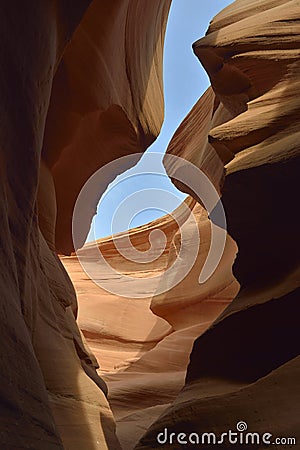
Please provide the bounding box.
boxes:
[72,152,227,298]
[156,421,297,446]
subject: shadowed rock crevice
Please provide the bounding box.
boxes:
[187,287,300,384]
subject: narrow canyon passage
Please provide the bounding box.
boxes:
[61,198,239,448]
[0,1,299,450]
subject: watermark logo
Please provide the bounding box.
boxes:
[72,152,227,298]
[236,421,247,432]
[156,421,297,446]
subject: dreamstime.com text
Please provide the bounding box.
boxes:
[156,421,297,446]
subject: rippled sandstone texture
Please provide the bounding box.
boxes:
[62,198,238,448]
[137,0,300,448]
[0,1,171,449]
[1,1,299,450]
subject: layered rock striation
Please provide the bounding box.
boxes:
[137,1,300,448]
[0,1,171,449]
[1,0,299,449]
[62,197,238,448]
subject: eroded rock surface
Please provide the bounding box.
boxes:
[1,0,299,449]
[137,1,300,448]
[62,198,238,448]
[44,0,171,255]
[0,1,171,449]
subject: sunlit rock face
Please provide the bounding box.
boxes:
[0,1,171,449]
[43,0,171,255]
[1,1,299,449]
[62,197,238,448]
[137,1,300,448]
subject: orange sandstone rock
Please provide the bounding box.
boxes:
[0,1,171,449]
[137,1,300,448]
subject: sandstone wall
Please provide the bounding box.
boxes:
[62,197,238,448]
[137,1,300,447]
[1,1,299,449]
[0,1,171,449]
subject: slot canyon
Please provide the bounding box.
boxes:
[0,1,299,449]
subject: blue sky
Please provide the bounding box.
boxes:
[87,0,232,241]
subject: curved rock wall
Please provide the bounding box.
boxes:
[0,1,171,449]
[1,1,299,449]
[137,1,300,448]
[62,196,238,448]
[44,0,171,254]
